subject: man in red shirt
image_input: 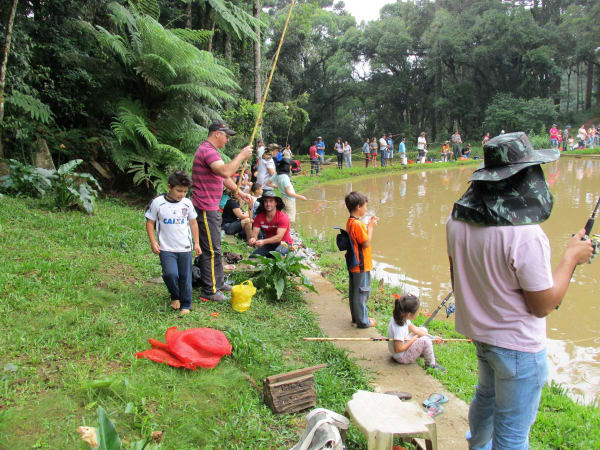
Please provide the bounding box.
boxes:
[248,191,292,258]
[192,120,252,302]
[309,140,319,175]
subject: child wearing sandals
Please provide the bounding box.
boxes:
[387,294,446,371]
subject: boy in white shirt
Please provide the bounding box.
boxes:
[145,171,201,316]
[266,158,307,222]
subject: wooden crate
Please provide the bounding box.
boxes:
[263,364,327,414]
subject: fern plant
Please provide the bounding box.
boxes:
[81,2,240,191]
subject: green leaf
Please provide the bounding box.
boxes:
[58,159,83,175]
[97,406,122,450]
[274,277,285,300]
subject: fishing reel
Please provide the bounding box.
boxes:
[445,303,455,318]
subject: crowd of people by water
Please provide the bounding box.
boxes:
[549,123,599,151]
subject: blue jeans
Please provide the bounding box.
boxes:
[250,242,289,258]
[159,251,193,309]
[467,342,548,450]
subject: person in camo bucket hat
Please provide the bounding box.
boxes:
[446,131,593,448]
[452,132,560,226]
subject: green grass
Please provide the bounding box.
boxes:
[294,174,600,449]
[0,196,373,449]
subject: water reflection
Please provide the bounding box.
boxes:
[296,157,600,404]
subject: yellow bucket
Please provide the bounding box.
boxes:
[231,280,257,312]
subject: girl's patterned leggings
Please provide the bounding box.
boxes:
[392,336,436,366]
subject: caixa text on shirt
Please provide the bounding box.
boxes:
[163,217,187,225]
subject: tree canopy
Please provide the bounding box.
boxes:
[1,0,598,189]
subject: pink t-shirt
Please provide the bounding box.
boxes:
[446,217,553,353]
[549,127,559,139]
[253,210,292,245]
[192,141,223,211]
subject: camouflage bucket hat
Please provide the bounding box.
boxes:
[470,132,559,182]
[452,165,554,226]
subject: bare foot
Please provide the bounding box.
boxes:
[179,309,191,316]
[170,300,180,310]
[368,318,377,327]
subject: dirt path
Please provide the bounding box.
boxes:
[304,270,470,449]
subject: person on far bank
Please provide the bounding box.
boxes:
[388,294,445,371]
[316,136,326,163]
[248,191,293,258]
[446,132,594,449]
[549,124,559,148]
[362,138,371,168]
[192,120,252,302]
[386,133,394,166]
[562,125,571,152]
[370,137,379,168]
[398,137,407,165]
[417,132,428,163]
[335,137,344,169]
[379,134,389,167]
[343,140,353,168]
[441,140,451,162]
[309,141,320,175]
[451,130,462,160]
[345,191,378,328]
[145,171,202,316]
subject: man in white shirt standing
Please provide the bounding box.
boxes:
[446,132,593,449]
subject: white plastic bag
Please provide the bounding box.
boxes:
[290,408,350,450]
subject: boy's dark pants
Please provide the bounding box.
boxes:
[159,251,193,309]
[349,271,371,328]
[195,209,225,295]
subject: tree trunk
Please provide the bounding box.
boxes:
[0,0,19,159]
[566,68,571,113]
[576,63,580,112]
[596,62,600,107]
[207,19,215,52]
[585,60,593,110]
[185,1,192,29]
[253,0,262,104]
[224,33,231,61]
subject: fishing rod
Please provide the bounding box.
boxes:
[423,291,454,328]
[303,337,471,342]
[237,0,297,189]
[557,196,600,310]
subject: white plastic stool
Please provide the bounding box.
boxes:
[345,390,437,450]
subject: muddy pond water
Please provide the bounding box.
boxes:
[296,157,600,404]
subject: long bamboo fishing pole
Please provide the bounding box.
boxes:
[237,0,297,189]
[303,337,472,342]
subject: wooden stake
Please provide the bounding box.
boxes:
[303,337,472,343]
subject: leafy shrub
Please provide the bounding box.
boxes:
[0,159,53,197]
[243,251,317,300]
[0,159,101,214]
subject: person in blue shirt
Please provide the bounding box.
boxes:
[316,137,325,163]
[386,133,394,166]
[398,137,407,165]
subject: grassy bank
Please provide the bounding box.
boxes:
[0,196,375,449]
[293,166,600,448]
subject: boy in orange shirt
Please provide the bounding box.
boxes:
[345,191,378,328]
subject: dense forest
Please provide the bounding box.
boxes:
[0,0,598,191]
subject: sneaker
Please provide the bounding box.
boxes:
[219,283,233,292]
[202,290,226,302]
[428,364,447,373]
[179,308,191,316]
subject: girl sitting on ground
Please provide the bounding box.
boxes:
[387,294,445,371]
